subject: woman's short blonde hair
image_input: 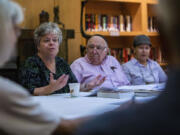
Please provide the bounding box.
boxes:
[34,22,63,46]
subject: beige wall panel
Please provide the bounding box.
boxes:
[58,0,82,63]
[68,32,81,64]
[14,0,54,28]
[58,0,81,32]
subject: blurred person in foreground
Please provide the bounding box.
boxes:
[74,0,180,134]
[0,0,84,134]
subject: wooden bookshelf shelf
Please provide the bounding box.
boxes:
[85,31,143,36]
[88,0,142,3]
[147,0,158,5]
[86,31,159,37]
[146,32,159,36]
[159,63,168,67]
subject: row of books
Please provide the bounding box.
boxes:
[97,83,165,99]
[110,47,165,64]
[110,48,133,63]
[148,16,158,32]
[85,14,132,32]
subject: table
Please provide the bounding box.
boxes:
[32,92,157,119]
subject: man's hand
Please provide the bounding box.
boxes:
[82,75,106,91]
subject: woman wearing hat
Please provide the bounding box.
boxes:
[122,35,167,85]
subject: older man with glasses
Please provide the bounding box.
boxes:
[71,35,129,91]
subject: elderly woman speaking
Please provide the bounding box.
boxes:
[19,22,77,95]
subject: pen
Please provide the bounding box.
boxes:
[110,66,117,72]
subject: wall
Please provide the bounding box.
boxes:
[14,0,81,63]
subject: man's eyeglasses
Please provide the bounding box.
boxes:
[87,44,106,51]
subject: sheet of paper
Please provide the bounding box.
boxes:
[117,83,166,91]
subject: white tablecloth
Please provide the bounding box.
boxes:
[32,92,157,119]
[32,92,133,119]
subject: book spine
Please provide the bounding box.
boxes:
[120,14,125,32]
[126,15,131,32]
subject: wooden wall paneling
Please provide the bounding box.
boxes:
[141,1,148,33]
[15,0,54,28]
[57,0,81,63]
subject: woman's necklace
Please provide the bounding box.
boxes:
[46,61,56,74]
[139,63,156,84]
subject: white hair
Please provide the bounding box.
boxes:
[87,35,108,48]
[34,22,63,47]
[0,0,23,66]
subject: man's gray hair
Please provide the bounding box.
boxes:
[0,0,23,38]
[34,22,63,46]
[0,0,23,25]
[0,0,23,66]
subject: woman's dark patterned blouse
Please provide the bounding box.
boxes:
[19,55,77,94]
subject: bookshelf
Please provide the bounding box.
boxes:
[83,0,159,37]
[82,0,167,67]
[84,1,142,34]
